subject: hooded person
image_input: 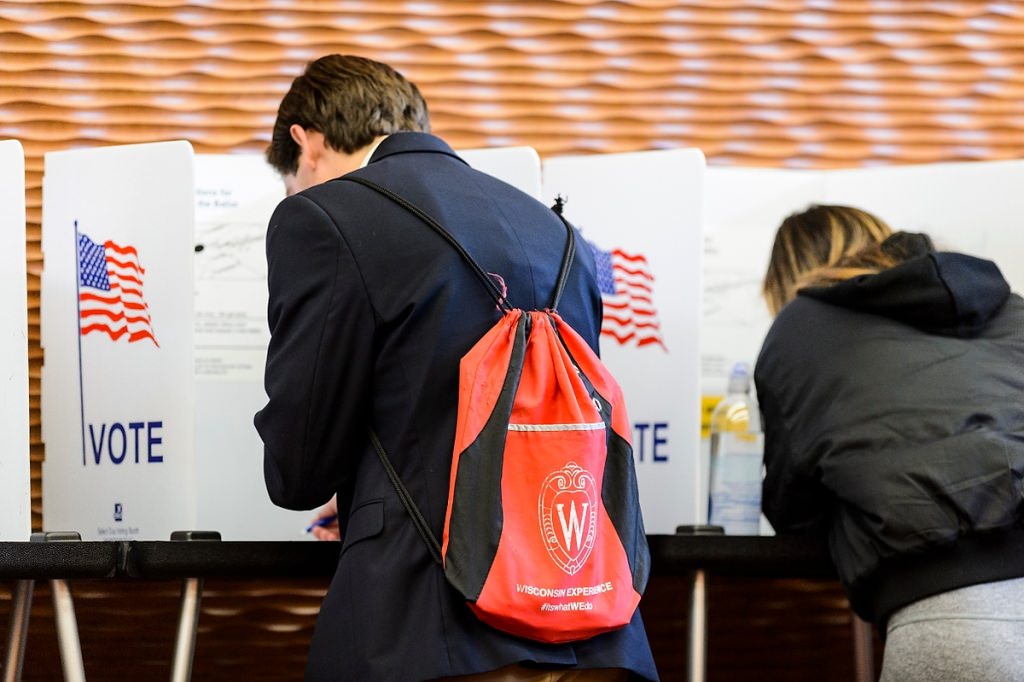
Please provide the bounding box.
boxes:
[755,211,1024,682]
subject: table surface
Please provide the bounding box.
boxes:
[0,541,121,580]
[0,534,834,581]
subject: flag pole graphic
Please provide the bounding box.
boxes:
[74,220,87,466]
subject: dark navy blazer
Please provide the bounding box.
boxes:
[255,133,658,681]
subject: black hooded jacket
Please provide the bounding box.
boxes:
[755,252,1024,627]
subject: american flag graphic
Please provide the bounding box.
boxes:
[77,231,159,346]
[589,241,667,350]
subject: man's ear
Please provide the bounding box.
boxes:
[289,124,321,168]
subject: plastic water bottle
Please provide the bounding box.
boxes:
[708,362,764,535]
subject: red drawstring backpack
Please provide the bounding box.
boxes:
[346,177,650,644]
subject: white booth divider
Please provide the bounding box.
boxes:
[824,160,1024,293]
[700,168,823,395]
[40,141,1020,541]
[192,145,544,539]
[40,143,547,541]
[460,146,543,200]
[42,141,197,541]
[700,160,1024,533]
[1,139,30,541]
[542,149,707,532]
[701,160,1024,394]
[191,153,299,539]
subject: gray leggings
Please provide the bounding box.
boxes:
[881,576,1024,681]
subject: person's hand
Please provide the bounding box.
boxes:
[308,495,340,541]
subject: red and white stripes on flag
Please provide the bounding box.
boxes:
[77,232,159,346]
[589,242,667,351]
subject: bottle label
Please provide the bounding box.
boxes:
[708,432,764,535]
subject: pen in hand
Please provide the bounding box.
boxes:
[304,514,339,535]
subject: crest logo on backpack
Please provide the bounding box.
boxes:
[539,462,598,575]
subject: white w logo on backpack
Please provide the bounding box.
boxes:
[557,501,590,552]
[540,463,598,575]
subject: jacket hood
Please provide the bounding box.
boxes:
[799,252,1011,338]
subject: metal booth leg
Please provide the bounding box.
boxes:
[29,532,86,682]
[3,580,34,682]
[168,531,220,682]
[676,525,724,682]
[688,569,709,682]
[852,612,875,682]
[50,579,85,682]
[170,578,203,682]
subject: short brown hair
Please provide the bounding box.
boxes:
[266,55,430,175]
[762,205,893,316]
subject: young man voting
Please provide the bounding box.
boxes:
[255,55,657,682]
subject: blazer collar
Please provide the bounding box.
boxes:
[368,132,468,167]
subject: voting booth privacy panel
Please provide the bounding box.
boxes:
[38,141,708,540]
[700,159,1024,397]
[39,141,1018,542]
[42,141,197,540]
[191,146,546,539]
[191,153,306,539]
[461,146,543,200]
[542,150,706,532]
[38,143,554,541]
[40,143,311,541]
[700,160,1024,532]
[411,147,705,533]
[1,140,30,541]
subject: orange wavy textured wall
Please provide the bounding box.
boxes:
[2,3,1018,679]
[3,0,1024,528]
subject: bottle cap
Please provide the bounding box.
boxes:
[726,362,751,394]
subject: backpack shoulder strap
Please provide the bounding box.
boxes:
[548,212,576,311]
[368,429,443,565]
[342,175,511,313]
[343,175,577,313]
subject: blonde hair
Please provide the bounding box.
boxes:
[796,243,898,290]
[797,231,935,291]
[762,205,893,316]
